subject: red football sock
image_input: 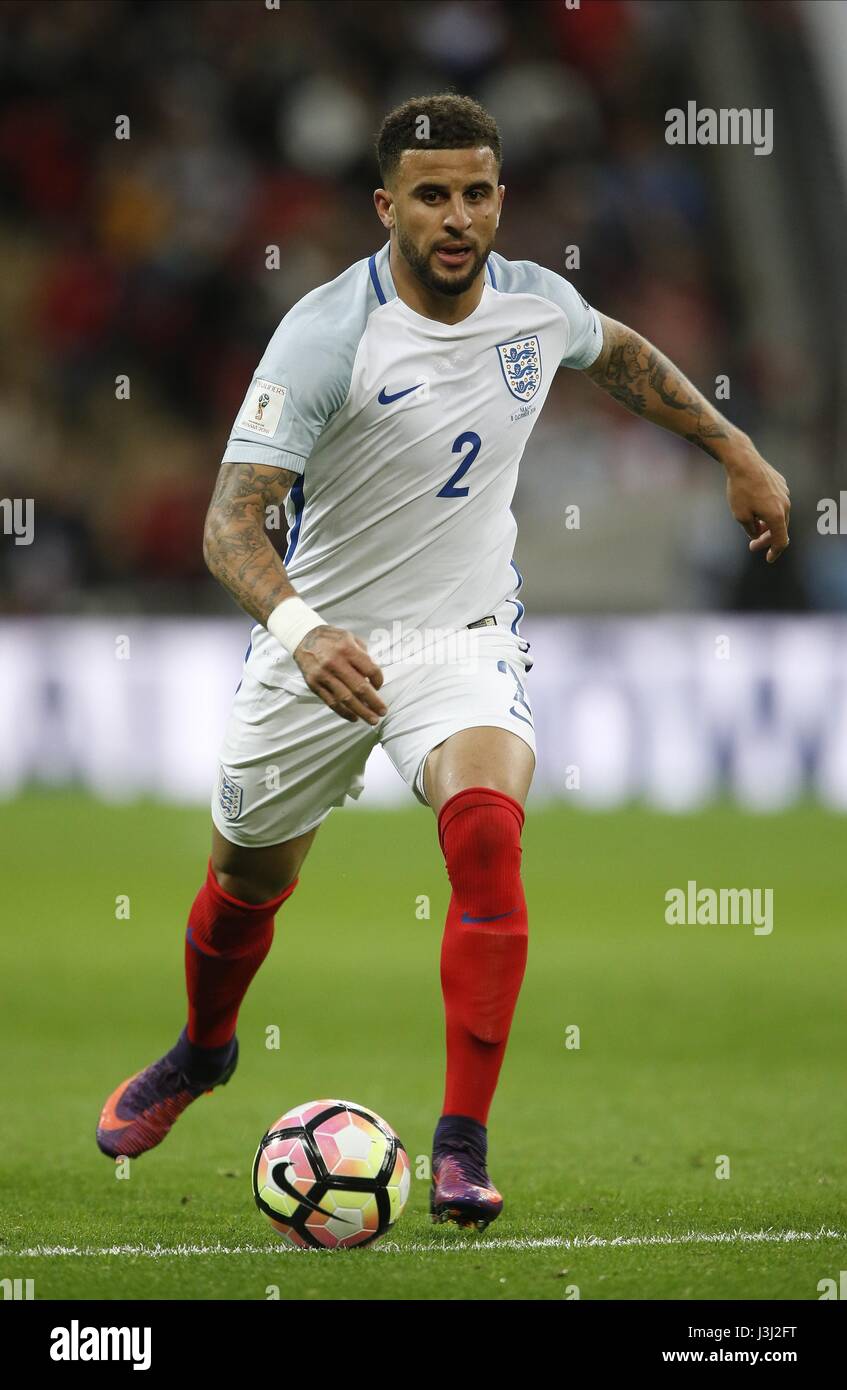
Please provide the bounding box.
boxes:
[185,859,298,1048]
[437,786,529,1126]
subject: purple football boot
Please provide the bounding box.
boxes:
[430,1114,504,1231]
[96,1028,238,1159]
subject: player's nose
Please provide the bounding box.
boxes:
[444,196,472,229]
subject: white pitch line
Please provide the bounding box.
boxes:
[13,1228,846,1258]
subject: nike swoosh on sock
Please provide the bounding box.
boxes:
[460,909,517,925]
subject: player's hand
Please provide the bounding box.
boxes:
[724,444,790,564]
[293,626,387,725]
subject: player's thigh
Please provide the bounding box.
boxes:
[211,670,378,898]
[423,725,535,818]
[211,821,318,904]
[378,631,537,817]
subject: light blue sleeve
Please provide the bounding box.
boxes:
[489,255,604,370]
[220,259,372,471]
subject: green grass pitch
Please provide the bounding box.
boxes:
[1,792,845,1300]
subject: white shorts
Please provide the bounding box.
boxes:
[211,625,536,847]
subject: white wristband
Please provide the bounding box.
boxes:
[266,596,327,655]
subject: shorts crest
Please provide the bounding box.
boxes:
[217,767,243,821]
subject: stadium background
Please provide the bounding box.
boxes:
[2,0,847,808]
[1,0,846,1303]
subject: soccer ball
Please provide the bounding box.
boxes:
[252,1098,411,1249]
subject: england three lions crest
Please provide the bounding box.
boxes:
[496,335,542,402]
[217,766,243,821]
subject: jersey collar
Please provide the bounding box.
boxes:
[370,241,494,331]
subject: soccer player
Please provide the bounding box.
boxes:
[97,94,790,1230]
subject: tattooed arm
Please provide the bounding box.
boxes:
[203,463,385,724]
[584,314,791,563]
[203,462,300,623]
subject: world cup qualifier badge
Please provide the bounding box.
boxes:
[217,767,243,821]
[496,335,542,401]
[239,378,287,436]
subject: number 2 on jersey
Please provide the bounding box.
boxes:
[437,431,481,498]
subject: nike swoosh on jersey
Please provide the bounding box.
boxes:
[377,383,425,404]
[460,909,517,924]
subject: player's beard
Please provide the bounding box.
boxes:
[396,224,493,298]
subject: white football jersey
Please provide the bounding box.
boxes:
[222,241,603,687]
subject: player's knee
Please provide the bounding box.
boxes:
[442,799,524,918]
[211,864,295,906]
[470,810,520,872]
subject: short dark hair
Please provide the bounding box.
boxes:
[375,92,502,186]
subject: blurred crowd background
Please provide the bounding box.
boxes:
[1,0,846,617]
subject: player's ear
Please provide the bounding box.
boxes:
[373,188,394,230]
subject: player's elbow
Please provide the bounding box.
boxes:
[202,512,223,576]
